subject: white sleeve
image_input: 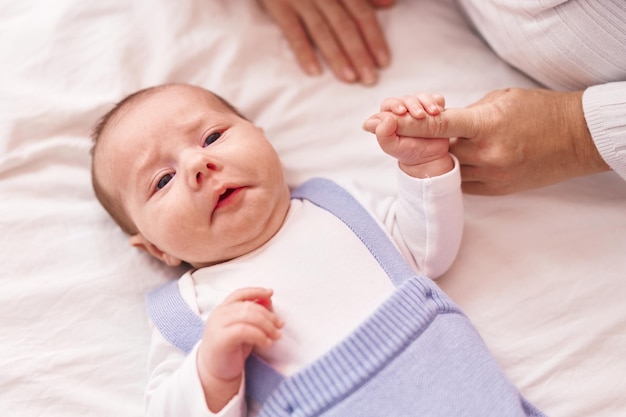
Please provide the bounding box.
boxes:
[582,82,626,182]
[352,157,463,279]
[145,281,247,417]
[391,157,463,279]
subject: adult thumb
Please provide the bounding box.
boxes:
[395,107,479,139]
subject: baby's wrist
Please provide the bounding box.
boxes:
[197,349,243,412]
[399,154,454,178]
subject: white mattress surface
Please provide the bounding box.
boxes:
[1,1,625,416]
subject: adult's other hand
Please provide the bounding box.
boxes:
[258,0,394,85]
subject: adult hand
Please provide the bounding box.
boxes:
[451,88,610,194]
[365,88,610,195]
[257,0,394,85]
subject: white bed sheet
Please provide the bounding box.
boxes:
[1,1,625,416]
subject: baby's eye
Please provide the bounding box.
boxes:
[204,132,221,147]
[157,173,174,190]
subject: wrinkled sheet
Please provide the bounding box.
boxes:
[1,1,625,416]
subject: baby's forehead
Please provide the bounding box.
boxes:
[136,85,229,113]
[96,85,231,172]
[106,86,227,136]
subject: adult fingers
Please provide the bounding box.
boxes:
[457,157,520,195]
[460,179,514,196]
[313,0,390,85]
[312,0,373,84]
[459,180,491,195]
[343,0,391,68]
[259,0,392,85]
[369,0,395,6]
[300,1,359,83]
[260,0,324,76]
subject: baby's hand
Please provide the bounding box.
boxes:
[196,287,283,412]
[363,93,453,178]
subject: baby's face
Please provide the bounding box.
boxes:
[97,85,290,267]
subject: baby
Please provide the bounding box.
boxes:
[90,84,463,416]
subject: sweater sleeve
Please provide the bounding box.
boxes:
[458,0,626,182]
[582,82,626,182]
[457,0,626,91]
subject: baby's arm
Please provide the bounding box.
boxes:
[362,93,462,279]
[363,93,453,178]
[197,287,283,413]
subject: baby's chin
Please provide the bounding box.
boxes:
[185,249,247,269]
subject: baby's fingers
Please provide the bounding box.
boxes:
[223,320,280,349]
[401,93,443,119]
[363,112,398,141]
[223,287,275,310]
[211,301,284,345]
[414,93,445,115]
[379,97,407,115]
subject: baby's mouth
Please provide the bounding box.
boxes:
[218,188,236,203]
[215,187,239,211]
[211,187,243,222]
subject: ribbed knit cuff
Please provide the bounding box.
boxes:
[582,82,626,181]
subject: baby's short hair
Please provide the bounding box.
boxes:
[90,84,244,235]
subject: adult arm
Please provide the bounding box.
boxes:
[257,0,393,85]
[448,0,626,194]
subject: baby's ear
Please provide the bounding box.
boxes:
[129,234,182,267]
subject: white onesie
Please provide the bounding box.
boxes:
[145,162,463,417]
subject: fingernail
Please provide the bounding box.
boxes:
[307,63,322,76]
[360,67,377,85]
[377,50,390,67]
[342,67,357,82]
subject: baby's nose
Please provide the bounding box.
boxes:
[182,150,213,189]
